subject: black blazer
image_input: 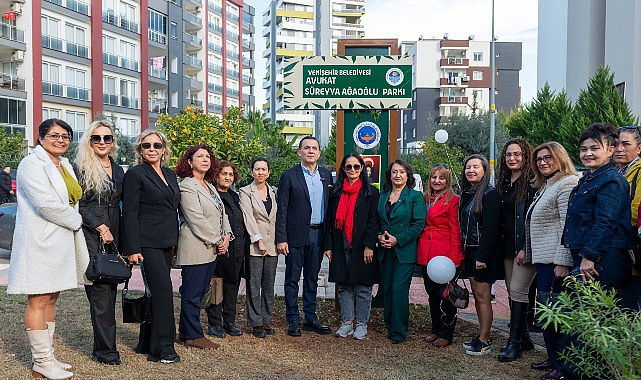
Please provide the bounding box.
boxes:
[276,164,331,247]
[74,157,124,254]
[121,162,180,254]
[323,184,380,285]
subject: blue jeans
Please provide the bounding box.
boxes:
[337,283,373,324]
[284,227,324,323]
[178,261,217,340]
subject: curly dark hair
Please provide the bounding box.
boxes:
[496,138,535,201]
[174,145,218,181]
[213,160,239,186]
[382,159,416,192]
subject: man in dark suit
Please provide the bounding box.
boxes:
[276,136,332,336]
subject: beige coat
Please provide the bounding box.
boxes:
[526,173,579,266]
[175,177,231,266]
[239,182,277,257]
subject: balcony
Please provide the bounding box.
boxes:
[208,103,222,112]
[226,12,239,22]
[103,52,140,72]
[183,11,203,30]
[439,96,468,105]
[208,83,222,92]
[440,77,469,87]
[208,22,223,34]
[208,2,222,14]
[102,10,139,33]
[0,74,25,91]
[208,63,222,73]
[43,81,90,100]
[149,30,167,45]
[184,55,203,69]
[149,99,168,114]
[121,96,140,109]
[226,30,239,40]
[103,93,118,106]
[186,99,203,108]
[65,41,89,58]
[184,33,203,50]
[148,65,167,80]
[208,42,222,53]
[0,24,25,43]
[44,0,89,15]
[439,58,469,67]
[227,50,239,59]
[227,88,239,97]
[228,69,239,78]
[42,35,63,52]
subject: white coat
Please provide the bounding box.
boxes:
[7,145,89,295]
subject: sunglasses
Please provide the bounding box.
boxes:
[90,134,114,144]
[344,164,362,171]
[141,142,164,150]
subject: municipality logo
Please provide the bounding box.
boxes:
[353,121,381,150]
[386,68,404,86]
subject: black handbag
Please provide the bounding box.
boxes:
[122,262,152,323]
[441,277,470,309]
[85,241,132,283]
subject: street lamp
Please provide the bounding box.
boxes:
[489,0,496,185]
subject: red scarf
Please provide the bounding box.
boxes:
[335,178,362,248]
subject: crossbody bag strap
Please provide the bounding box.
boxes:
[139,262,152,297]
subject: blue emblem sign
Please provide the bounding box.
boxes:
[386,68,404,87]
[353,121,381,150]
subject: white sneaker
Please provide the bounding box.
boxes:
[335,321,354,338]
[353,323,367,340]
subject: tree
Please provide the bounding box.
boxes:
[399,137,465,190]
[0,128,26,168]
[505,83,574,153]
[440,111,510,159]
[158,106,266,180]
[322,112,337,169]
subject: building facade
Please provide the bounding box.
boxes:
[262,0,365,145]
[0,0,255,148]
[538,0,641,117]
[400,37,522,147]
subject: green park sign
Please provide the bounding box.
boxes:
[282,56,412,110]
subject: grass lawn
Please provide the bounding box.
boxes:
[0,287,545,379]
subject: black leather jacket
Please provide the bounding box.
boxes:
[499,175,534,257]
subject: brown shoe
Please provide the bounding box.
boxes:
[263,324,275,335]
[186,337,220,350]
[432,338,451,348]
[177,332,186,343]
[423,333,439,343]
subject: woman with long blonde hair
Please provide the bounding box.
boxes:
[74,120,125,365]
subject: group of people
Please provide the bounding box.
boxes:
[5,117,639,380]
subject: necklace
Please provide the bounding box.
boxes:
[102,164,111,168]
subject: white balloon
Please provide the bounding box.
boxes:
[426,256,456,284]
[434,129,449,144]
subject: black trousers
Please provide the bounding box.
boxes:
[85,282,119,362]
[136,247,177,361]
[421,266,457,341]
[206,252,244,325]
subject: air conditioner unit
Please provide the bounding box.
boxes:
[11,50,24,62]
[462,75,470,82]
[195,6,201,12]
[11,2,23,14]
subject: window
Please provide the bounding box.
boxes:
[120,79,137,108]
[42,15,62,51]
[473,71,483,80]
[42,62,62,96]
[148,9,166,35]
[412,110,416,120]
[65,23,87,57]
[473,52,483,62]
[170,22,177,39]
[120,40,138,71]
[171,91,178,107]
[0,98,26,126]
[103,76,117,105]
[473,90,482,101]
[66,111,87,141]
[43,108,61,120]
[412,129,416,138]
[102,35,118,65]
[66,67,88,100]
[171,56,177,74]
[119,1,138,32]
[120,118,137,137]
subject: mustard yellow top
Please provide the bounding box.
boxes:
[60,165,82,207]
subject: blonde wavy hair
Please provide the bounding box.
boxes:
[133,129,171,166]
[532,141,577,188]
[75,120,119,198]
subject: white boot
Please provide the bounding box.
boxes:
[46,322,72,370]
[27,329,73,379]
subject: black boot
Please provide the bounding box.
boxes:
[498,301,527,362]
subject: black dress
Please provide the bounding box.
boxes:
[207,189,247,325]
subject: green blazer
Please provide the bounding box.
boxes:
[377,186,426,264]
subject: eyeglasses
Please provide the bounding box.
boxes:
[432,163,450,169]
[505,152,523,158]
[46,133,71,141]
[344,164,362,171]
[90,135,114,144]
[618,125,640,132]
[535,155,553,164]
[141,142,163,150]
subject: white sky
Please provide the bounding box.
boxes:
[247,0,539,110]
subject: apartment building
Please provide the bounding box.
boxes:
[401,37,522,147]
[262,0,365,145]
[538,0,641,117]
[0,0,255,148]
